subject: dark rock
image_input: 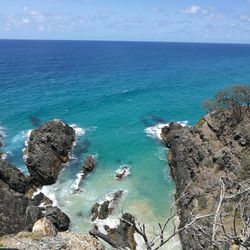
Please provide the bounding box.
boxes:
[25,205,43,230]
[91,190,123,221]
[83,156,96,172]
[44,206,70,231]
[74,156,96,192]
[0,160,30,193]
[32,192,53,207]
[26,120,75,186]
[0,180,41,234]
[98,201,109,220]
[107,213,136,250]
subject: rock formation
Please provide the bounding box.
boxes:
[91,190,123,221]
[90,213,136,250]
[162,108,250,249]
[0,120,75,236]
[26,120,75,186]
[75,155,96,191]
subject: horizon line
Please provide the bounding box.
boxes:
[0,38,250,46]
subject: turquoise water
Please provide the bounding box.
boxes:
[1,40,250,248]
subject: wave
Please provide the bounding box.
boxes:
[145,121,188,140]
[70,124,86,137]
[33,186,59,207]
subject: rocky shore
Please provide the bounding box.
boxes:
[162,108,250,249]
[0,120,104,249]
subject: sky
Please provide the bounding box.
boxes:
[0,0,250,43]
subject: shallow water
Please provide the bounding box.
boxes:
[1,40,250,249]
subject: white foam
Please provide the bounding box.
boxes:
[70,124,86,137]
[93,216,120,234]
[22,129,32,163]
[72,171,86,191]
[145,121,188,140]
[1,153,7,160]
[33,186,59,207]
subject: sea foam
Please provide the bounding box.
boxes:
[145,121,188,140]
[70,124,86,137]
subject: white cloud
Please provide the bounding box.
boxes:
[240,14,250,22]
[180,5,224,20]
[181,5,201,14]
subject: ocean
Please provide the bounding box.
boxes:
[1,40,250,249]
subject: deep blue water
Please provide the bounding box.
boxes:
[1,40,250,245]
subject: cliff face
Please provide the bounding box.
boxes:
[162,109,250,249]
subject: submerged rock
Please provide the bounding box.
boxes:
[30,115,42,127]
[115,166,130,180]
[26,120,75,186]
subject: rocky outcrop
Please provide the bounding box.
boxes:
[83,156,96,172]
[26,120,75,186]
[75,156,96,191]
[0,170,70,235]
[0,120,75,236]
[162,109,250,249]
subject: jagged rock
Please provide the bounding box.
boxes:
[0,159,30,193]
[83,156,96,172]
[75,156,96,191]
[91,190,123,221]
[107,213,136,250]
[26,120,75,186]
[90,213,136,250]
[32,217,57,237]
[162,109,250,250]
[44,206,70,231]
[32,192,53,207]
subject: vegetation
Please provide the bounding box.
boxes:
[203,85,250,121]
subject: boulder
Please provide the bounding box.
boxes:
[44,206,70,231]
[26,120,75,186]
[32,217,57,238]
